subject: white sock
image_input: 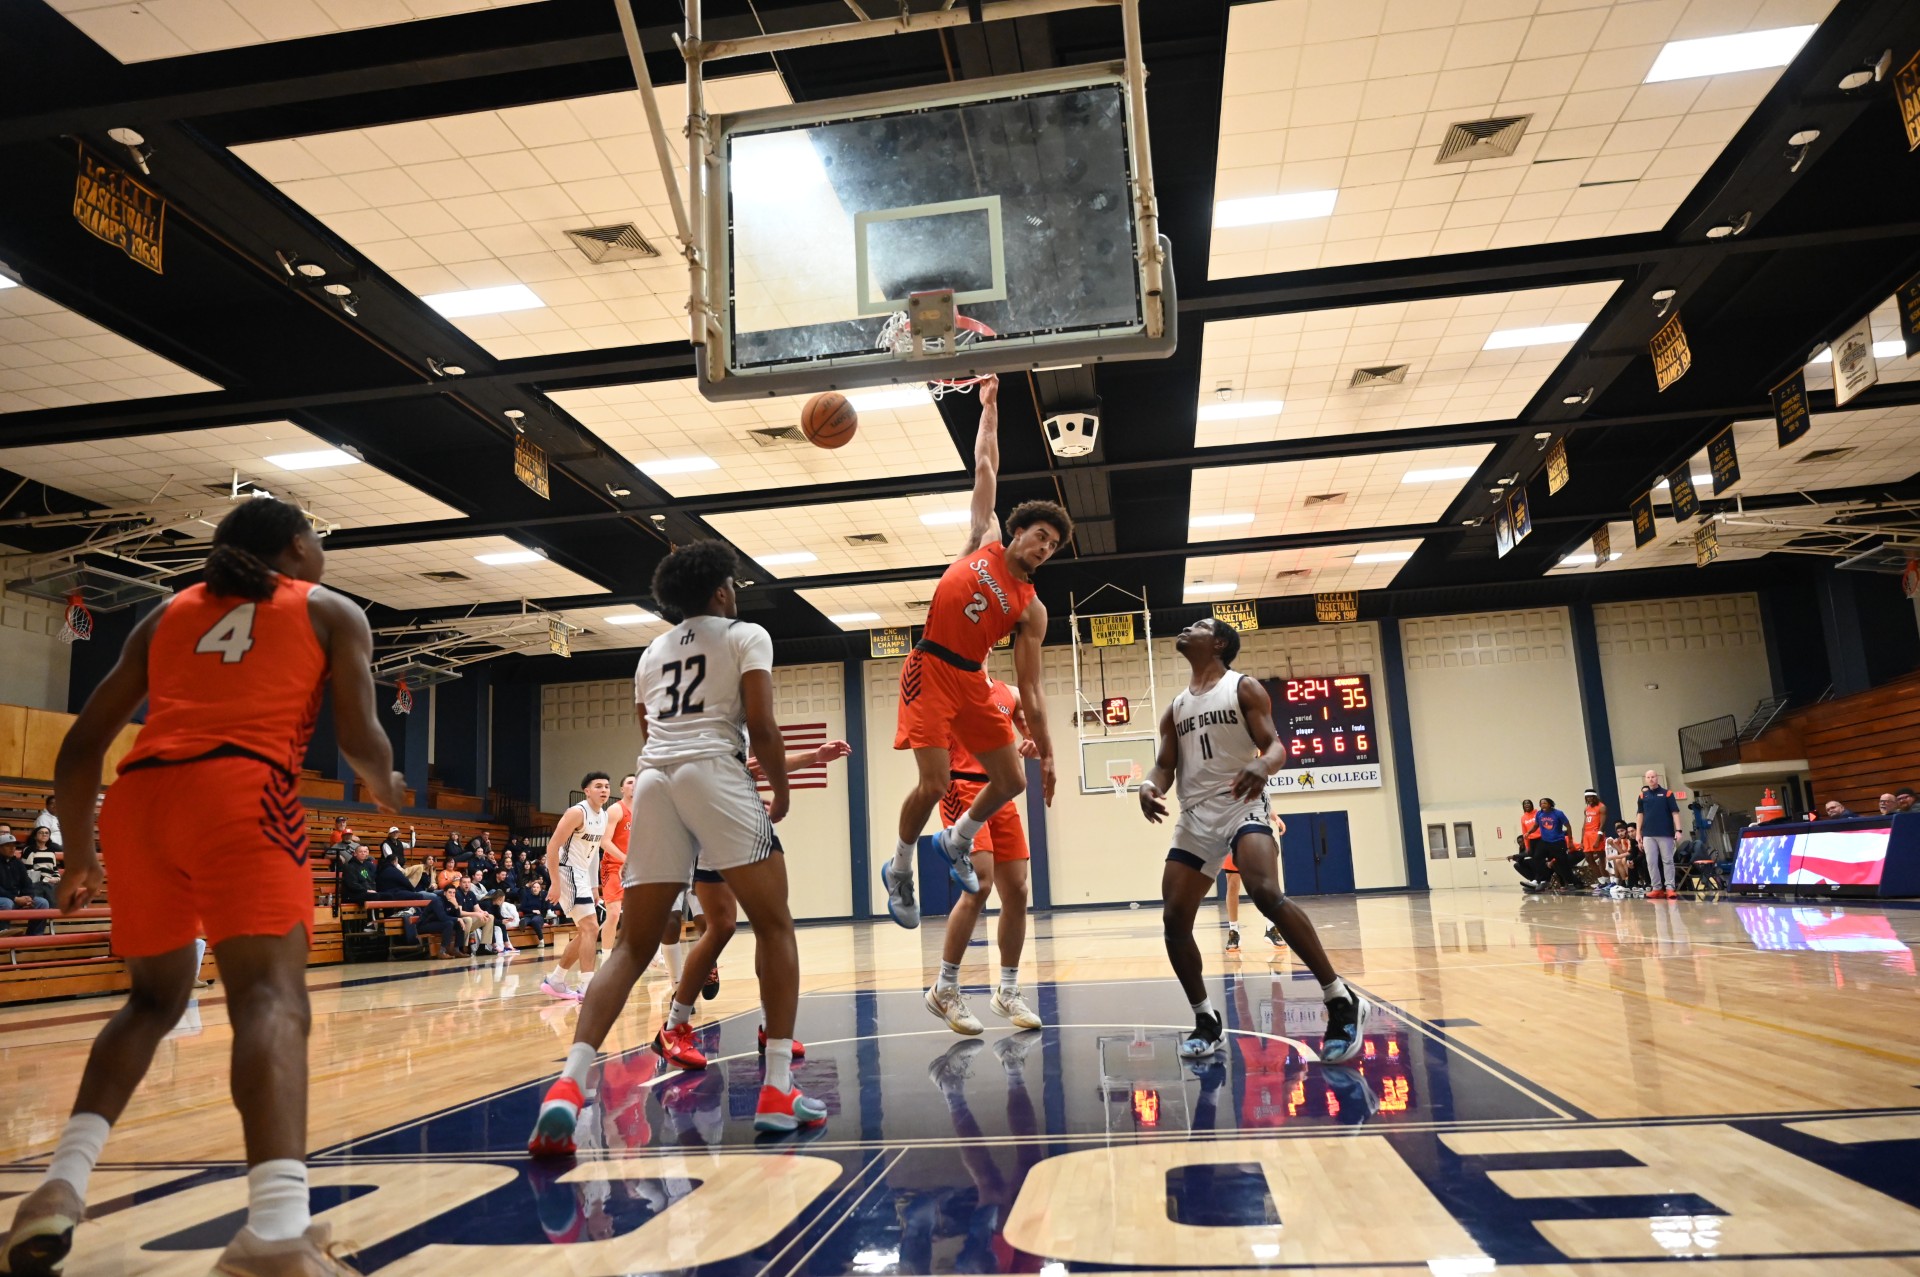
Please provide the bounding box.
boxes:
[560,1042,595,1088]
[892,839,915,873]
[1321,976,1351,1003]
[547,964,568,985]
[998,966,1019,993]
[937,960,961,990]
[764,1039,795,1092]
[1190,997,1214,1019]
[952,813,985,848]
[662,942,684,982]
[667,999,694,1029]
[577,969,594,990]
[244,1160,309,1242]
[44,1112,110,1199]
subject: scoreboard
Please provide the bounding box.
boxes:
[1270,675,1377,768]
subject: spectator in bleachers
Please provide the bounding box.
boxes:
[329,815,352,847]
[1897,788,1917,813]
[1823,799,1857,819]
[1879,792,1896,814]
[339,843,377,908]
[0,833,51,935]
[443,830,462,861]
[516,878,550,945]
[454,875,493,953]
[424,885,472,957]
[382,825,416,862]
[412,855,437,890]
[23,824,60,887]
[374,852,432,901]
[31,796,59,845]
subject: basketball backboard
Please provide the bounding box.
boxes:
[698,65,1176,400]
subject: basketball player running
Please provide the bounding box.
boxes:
[529,541,823,1149]
[924,674,1044,1035]
[885,375,1069,930]
[1139,617,1369,1065]
[651,738,853,1070]
[600,773,633,952]
[541,774,609,1000]
[1,497,405,1277]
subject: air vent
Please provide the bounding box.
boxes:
[563,223,661,264]
[1303,492,1348,507]
[907,599,931,610]
[1578,178,1638,188]
[1436,114,1532,164]
[747,426,806,448]
[1803,447,1856,463]
[1350,364,1409,388]
[845,532,890,545]
[419,570,471,583]
[1274,569,1313,580]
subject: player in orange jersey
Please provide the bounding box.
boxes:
[2,497,404,1277]
[884,375,1070,939]
[923,673,1045,1034]
[600,773,633,950]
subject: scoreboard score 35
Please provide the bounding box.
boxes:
[1267,675,1377,768]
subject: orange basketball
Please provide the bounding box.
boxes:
[800,392,858,449]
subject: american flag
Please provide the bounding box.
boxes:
[755,722,832,793]
[1789,828,1891,888]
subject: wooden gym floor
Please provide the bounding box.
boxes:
[3,890,1919,1275]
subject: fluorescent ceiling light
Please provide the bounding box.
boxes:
[919,510,971,526]
[1214,190,1339,228]
[1560,554,1598,566]
[1809,341,1905,364]
[1402,467,1477,484]
[1644,25,1817,84]
[1187,582,1239,595]
[1190,513,1256,528]
[639,455,719,477]
[604,611,659,625]
[1483,324,1588,350]
[0,277,17,290]
[1197,400,1284,421]
[422,283,545,318]
[757,551,819,566]
[474,550,544,566]
[848,387,931,412]
[730,131,830,199]
[829,612,882,624]
[264,448,358,471]
[1653,474,1712,489]
[1353,551,1414,564]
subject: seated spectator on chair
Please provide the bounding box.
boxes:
[1879,793,1896,815]
[1823,799,1856,820]
[1896,789,1917,813]
[0,833,51,935]
[1605,822,1644,887]
[339,843,377,907]
[1509,834,1546,889]
[374,852,433,900]
[1535,797,1580,888]
[425,886,470,957]
[329,815,352,847]
[515,879,550,943]
[382,825,416,862]
[31,797,59,846]
[22,824,60,889]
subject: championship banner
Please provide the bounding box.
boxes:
[1545,439,1570,495]
[1694,520,1719,568]
[993,632,1011,650]
[1707,427,1740,496]
[1898,49,1920,151]
[1650,312,1691,392]
[1314,592,1358,624]
[1211,599,1259,632]
[1832,317,1879,407]
[1089,613,1135,647]
[1592,524,1611,568]
[1666,465,1699,523]
[73,142,165,274]
[868,626,911,658]
[1494,503,1516,558]
[547,617,571,657]
[1509,488,1532,545]
[513,435,550,499]
[1631,492,1657,547]
[1772,370,1811,448]
[1899,273,1920,360]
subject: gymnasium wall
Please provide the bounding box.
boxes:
[0,588,72,713]
[538,663,851,921]
[1593,592,1775,818]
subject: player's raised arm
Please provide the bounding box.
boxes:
[1232,675,1287,801]
[961,375,1002,555]
[1011,596,1055,804]
[1138,701,1179,824]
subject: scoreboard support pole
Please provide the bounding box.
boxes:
[1377,620,1428,892]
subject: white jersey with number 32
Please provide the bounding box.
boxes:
[634,615,774,767]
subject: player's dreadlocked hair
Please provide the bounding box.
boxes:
[650,540,740,622]
[205,496,310,601]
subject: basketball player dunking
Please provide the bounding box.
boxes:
[884,375,1069,934]
[529,540,824,1148]
[2,497,406,1277]
[541,774,609,1000]
[924,673,1044,1035]
[1139,618,1369,1066]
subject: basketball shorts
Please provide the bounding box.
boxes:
[624,756,777,886]
[895,649,1016,756]
[1167,792,1275,880]
[554,864,597,922]
[100,755,314,956]
[940,778,1029,862]
[601,863,626,905]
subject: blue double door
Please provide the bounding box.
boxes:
[1279,810,1355,895]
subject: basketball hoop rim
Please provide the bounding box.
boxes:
[878,309,998,392]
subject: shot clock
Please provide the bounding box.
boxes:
[1266,675,1377,768]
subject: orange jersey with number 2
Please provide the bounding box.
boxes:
[920,542,1036,664]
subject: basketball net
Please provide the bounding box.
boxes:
[877,309,996,400]
[391,678,413,716]
[57,592,94,645]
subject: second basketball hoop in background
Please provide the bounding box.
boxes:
[801,392,858,449]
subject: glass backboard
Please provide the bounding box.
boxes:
[700,65,1176,400]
